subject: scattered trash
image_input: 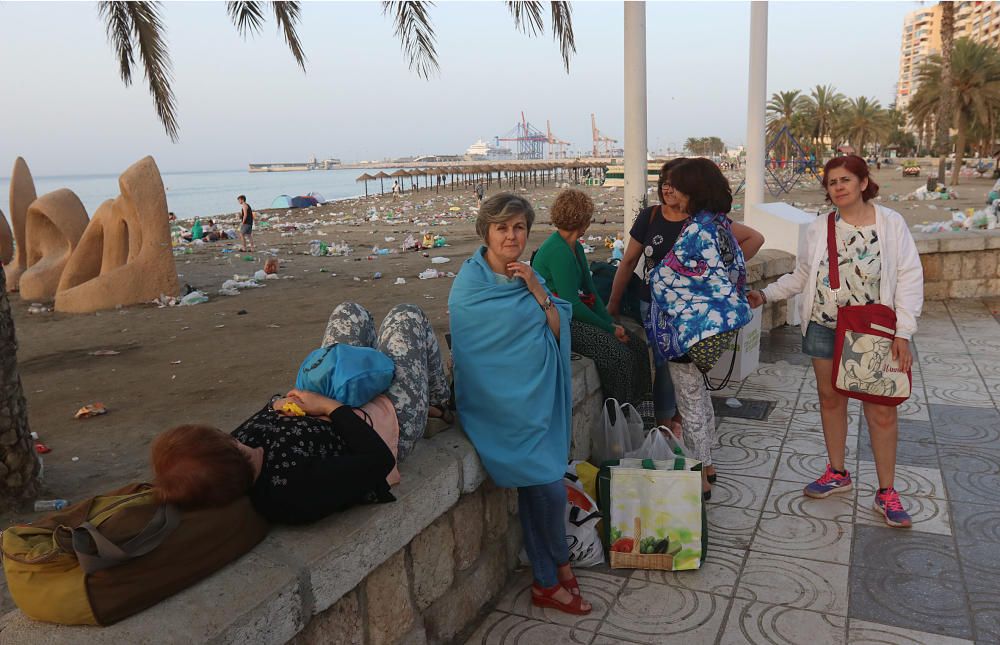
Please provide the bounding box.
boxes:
[88,350,120,357]
[395,277,407,285]
[430,256,450,264]
[180,290,209,306]
[264,257,280,274]
[725,398,742,408]
[373,272,382,280]
[237,309,248,315]
[75,403,107,419]
[34,499,68,512]
[27,303,52,314]
[34,443,51,454]
[170,360,182,365]
[254,269,268,281]
[71,457,80,462]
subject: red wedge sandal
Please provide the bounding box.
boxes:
[531,583,592,615]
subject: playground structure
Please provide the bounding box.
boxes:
[732,125,822,197]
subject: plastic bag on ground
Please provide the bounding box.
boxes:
[180,291,209,306]
[626,427,682,461]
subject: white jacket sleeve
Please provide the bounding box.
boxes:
[892,217,924,340]
[761,222,819,303]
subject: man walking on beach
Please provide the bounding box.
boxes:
[237,195,255,252]
[475,182,485,207]
[392,179,400,200]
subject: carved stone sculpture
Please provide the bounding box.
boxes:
[56,156,178,313]
[18,189,89,301]
[0,209,12,265]
[6,157,37,291]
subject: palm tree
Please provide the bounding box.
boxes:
[807,84,845,162]
[99,1,576,141]
[0,265,40,510]
[839,96,890,156]
[912,38,1000,184]
[766,90,808,161]
[935,0,955,181]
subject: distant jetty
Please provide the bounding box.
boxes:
[248,158,341,173]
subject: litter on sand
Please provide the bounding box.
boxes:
[75,403,108,419]
[88,350,120,357]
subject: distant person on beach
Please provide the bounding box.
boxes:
[237,195,254,252]
[392,179,400,200]
[150,301,452,524]
[531,189,651,407]
[449,193,592,617]
[168,211,177,223]
[475,182,485,207]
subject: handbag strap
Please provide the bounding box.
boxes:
[71,504,181,574]
[826,211,840,291]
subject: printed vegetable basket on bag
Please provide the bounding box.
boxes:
[597,457,708,571]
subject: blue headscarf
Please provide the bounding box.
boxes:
[448,247,573,488]
[645,211,752,365]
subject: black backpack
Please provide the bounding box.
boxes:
[590,259,644,326]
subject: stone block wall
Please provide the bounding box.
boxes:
[745,249,793,331]
[914,231,1000,300]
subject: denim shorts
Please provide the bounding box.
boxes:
[802,321,836,360]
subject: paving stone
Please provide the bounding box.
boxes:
[854,462,948,499]
[751,513,853,565]
[848,567,973,640]
[706,505,761,550]
[598,578,727,644]
[851,525,960,581]
[931,404,1000,447]
[968,585,1000,645]
[706,473,771,511]
[734,551,849,615]
[846,620,974,645]
[462,612,591,645]
[860,418,935,445]
[858,436,939,468]
[855,489,953,536]
[773,451,858,485]
[493,568,623,632]
[764,478,855,523]
[715,421,785,452]
[720,600,846,644]
[710,445,779,479]
[937,447,1000,506]
[924,379,995,408]
[949,500,1000,546]
[631,545,744,598]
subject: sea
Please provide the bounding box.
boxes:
[0,167,410,222]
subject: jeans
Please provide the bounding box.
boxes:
[640,300,678,420]
[518,480,569,588]
[802,321,836,360]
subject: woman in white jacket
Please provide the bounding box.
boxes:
[748,155,923,528]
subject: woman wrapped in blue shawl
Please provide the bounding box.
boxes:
[644,158,753,500]
[449,193,592,616]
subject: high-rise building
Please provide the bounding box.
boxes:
[896,2,1000,116]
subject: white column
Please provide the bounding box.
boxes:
[623,1,648,238]
[744,0,768,216]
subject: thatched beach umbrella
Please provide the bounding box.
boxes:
[374,171,390,195]
[356,172,375,198]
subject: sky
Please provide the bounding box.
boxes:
[0,1,920,176]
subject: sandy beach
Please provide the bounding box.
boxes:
[5,164,996,540]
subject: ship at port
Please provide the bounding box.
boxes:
[248,155,341,172]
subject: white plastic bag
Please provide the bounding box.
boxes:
[626,427,683,460]
[593,398,645,464]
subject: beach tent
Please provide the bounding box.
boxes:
[307,191,326,203]
[270,194,293,209]
[290,195,319,208]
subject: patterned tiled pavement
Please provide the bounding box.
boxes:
[467,299,1000,645]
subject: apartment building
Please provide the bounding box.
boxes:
[896,2,1000,116]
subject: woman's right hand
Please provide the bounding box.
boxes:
[508,262,544,298]
[283,389,343,417]
[747,290,765,309]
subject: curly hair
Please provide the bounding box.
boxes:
[549,189,595,231]
[151,424,255,510]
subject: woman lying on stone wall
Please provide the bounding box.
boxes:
[150,302,452,524]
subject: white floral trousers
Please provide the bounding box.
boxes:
[667,360,717,466]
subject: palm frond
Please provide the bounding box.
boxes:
[227,1,265,38]
[127,2,178,142]
[506,1,544,36]
[549,1,575,72]
[98,2,135,85]
[383,1,439,80]
[271,1,306,71]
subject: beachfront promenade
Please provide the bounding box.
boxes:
[466,298,1000,645]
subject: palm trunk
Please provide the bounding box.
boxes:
[0,264,40,510]
[936,1,955,182]
[951,112,967,186]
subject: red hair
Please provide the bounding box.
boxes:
[151,425,254,509]
[822,155,879,202]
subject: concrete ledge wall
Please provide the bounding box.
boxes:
[914,230,1000,300]
[746,249,793,331]
[0,358,604,645]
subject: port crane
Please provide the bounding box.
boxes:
[591,113,618,157]
[546,120,571,159]
[496,112,549,159]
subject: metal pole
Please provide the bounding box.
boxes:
[745,1,768,218]
[623,1,648,238]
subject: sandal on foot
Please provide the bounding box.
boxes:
[707,473,717,484]
[531,583,591,615]
[557,568,581,596]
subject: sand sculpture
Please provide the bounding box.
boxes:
[0,209,12,265]
[17,189,89,301]
[56,156,179,313]
[6,157,37,291]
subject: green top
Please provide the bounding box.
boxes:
[532,231,615,333]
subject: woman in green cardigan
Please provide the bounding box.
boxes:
[532,189,651,405]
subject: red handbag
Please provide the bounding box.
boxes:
[826,212,912,406]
